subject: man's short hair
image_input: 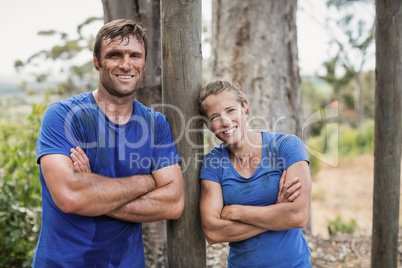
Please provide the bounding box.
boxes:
[94,19,149,61]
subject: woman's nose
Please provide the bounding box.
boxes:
[221,115,232,126]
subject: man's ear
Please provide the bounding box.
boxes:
[93,54,100,71]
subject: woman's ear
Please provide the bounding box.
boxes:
[242,102,249,115]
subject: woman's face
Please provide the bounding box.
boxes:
[203,90,249,147]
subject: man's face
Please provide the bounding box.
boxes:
[94,35,146,98]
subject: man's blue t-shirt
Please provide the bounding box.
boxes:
[200,132,311,268]
[33,92,181,267]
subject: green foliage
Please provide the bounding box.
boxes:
[15,17,103,96]
[307,117,374,162]
[301,76,333,137]
[339,127,357,155]
[320,56,356,94]
[355,119,374,152]
[319,0,374,126]
[0,102,48,267]
[338,119,374,155]
[328,214,358,235]
[308,152,322,179]
[342,92,354,110]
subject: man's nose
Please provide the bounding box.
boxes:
[120,55,132,70]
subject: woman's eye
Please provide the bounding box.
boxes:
[210,116,219,121]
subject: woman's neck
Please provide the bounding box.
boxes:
[228,131,263,178]
[228,131,262,160]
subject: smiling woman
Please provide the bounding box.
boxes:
[198,80,312,267]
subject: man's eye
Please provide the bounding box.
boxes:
[107,53,119,58]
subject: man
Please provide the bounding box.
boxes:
[33,19,184,267]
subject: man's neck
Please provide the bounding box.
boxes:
[93,89,135,125]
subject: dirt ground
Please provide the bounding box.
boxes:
[311,154,402,237]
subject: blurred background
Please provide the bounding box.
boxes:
[0,0,398,267]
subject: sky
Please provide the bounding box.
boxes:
[0,0,374,84]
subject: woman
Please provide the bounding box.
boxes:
[199,80,312,267]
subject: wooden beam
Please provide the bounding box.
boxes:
[371,0,402,267]
[161,0,206,267]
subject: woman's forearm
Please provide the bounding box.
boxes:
[202,216,268,244]
[221,202,310,231]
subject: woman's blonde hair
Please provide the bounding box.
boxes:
[198,80,248,116]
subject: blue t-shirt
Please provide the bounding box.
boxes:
[200,132,311,268]
[33,92,181,268]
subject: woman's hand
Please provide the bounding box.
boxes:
[276,170,301,204]
[221,171,302,221]
[220,205,241,221]
[70,146,91,173]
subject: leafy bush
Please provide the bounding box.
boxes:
[339,126,357,155]
[356,119,374,153]
[338,119,374,156]
[0,102,47,267]
[308,152,322,180]
[327,214,358,235]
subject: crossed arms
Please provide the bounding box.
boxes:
[200,161,311,244]
[40,146,184,222]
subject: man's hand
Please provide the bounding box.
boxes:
[276,170,301,203]
[70,146,91,173]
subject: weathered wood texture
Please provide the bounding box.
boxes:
[209,0,303,137]
[371,0,402,267]
[161,0,206,267]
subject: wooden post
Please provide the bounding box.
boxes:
[371,0,402,267]
[161,0,206,267]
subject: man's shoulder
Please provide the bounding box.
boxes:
[59,92,94,108]
[44,92,95,119]
[133,100,167,122]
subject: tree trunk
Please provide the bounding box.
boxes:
[102,1,166,267]
[371,0,401,267]
[161,0,206,267]
[210,0,303,137]
[209,0,310,233]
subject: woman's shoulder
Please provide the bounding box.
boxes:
[263,132,302,145]
[204,143,227,159]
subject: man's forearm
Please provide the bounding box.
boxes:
[106,180,184,222]
[60,172,156,216]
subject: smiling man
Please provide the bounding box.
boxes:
[32,19,184,267]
